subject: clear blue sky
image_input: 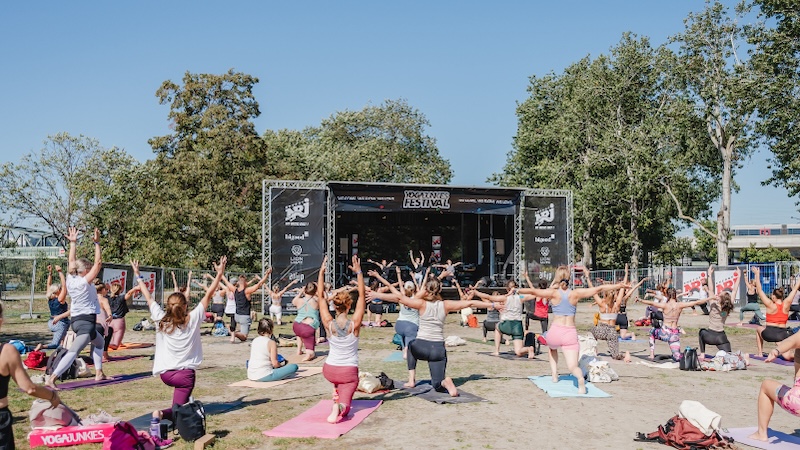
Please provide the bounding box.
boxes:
[1,1,796,228]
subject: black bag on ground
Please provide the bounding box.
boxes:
[172,400,205,441]
[45,347,78,381]
[680,348,700,371]
[377,372,394,390]
[524,333,541,355]
[650,310,663,329]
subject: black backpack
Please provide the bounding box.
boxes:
[650,310,663,329]
[680,347,700,371]
[172,400,206,441]
[45,347,78,381]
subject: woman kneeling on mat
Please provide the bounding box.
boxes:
[752,266,800,358]
[639,287,709,362]
[750,332,800,442]
[292,282,321,362]
[318,255,365,423]
[135,256,226,429]
[471,287,537,359]
[698,265,739,358]
[370,270,494,396]
[248,318,298,382]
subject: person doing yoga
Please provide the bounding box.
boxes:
[107,281,139,350]
[370,270,493,395]
[369,266,419,361]
[292,281,321,362]
[269,279,298,326]
[46,227,107,389]
[517,265,627,394]
[698,266,739,358]
[409,250,426,286]
[752,266,800,357]
[740,275,766,325]
[639,285,710,362]
[222,270,271,343]
[43,265,70,350]
[137,256,226,430]
[248,318,298,382]
[523,272,550,334]
[472,287,538,359]
[749,331,800,442]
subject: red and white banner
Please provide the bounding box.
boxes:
[681,270,708,300]
[713,269,742,301]
[102,268,126,291]
[133,270,156,306]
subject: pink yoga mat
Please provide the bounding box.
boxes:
[263,400,382,439]
[723,427,800,449]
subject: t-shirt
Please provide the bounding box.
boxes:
[66,274,99,316]
[247,335,274,380]
[109,294,129,318]
[150,302,204,375]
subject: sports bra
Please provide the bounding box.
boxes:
[766,301,789,324]
[0,344,9,398]
[551,290,576,316]
[599,313,617,321]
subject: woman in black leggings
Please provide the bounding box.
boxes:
[698,266,738,357]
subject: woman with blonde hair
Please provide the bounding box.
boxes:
[269,279,298,326]
[107,281,139,350]
[43,264,70,350]
[292,280,321,362]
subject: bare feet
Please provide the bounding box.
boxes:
[491,351,500,356]
[326,402,342,424]
[552,374,559,383]
[441,377,459,397]
[44,376,59,390]
[301,352,316,362]
[748,431,768,442]
[648,355,655,361]
[578,385,587,395]
[623,351,631,363]
[403,381,416,389]
[482,337,487,343]
[95,370,109,381]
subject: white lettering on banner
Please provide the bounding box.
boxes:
[291,245,303,256]
[682,270,708,300]
[535,234,556,243]
[102,268,126,289]
[403,191,451,209]
[289,273,305,283]
[284,231,309,241]
[40,429,107,445]
[714,270,741,300]
[290,256,304,265]
[534,203,555,228]
[285,198,310,223]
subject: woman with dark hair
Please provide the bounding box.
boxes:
[370,270,494,396]
[740,275,766,325]
[292,281,321,362]
[639,286,710,362]
[46,227,106,389]
[698,266,739,357]
[409,250,426,287]
[752,266,800,356]
[107,281,139,350]
[269,279,298,326]
[248,318,298,382]
[523,273,550,334]
[222,271,271,343]
[135,256,226,431]
[43,265,70,350]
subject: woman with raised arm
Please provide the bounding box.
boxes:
[318,255,366,423]
[135,256,226,433]
[107,281,139,350]
[740,275,766,325]
[92,279,114,362]
[587,276,631,363]
[0,302,61,447]
[268,279,297,326]
[221,270,271,343]
[752,266,800,356]
[523,272,550,334]
[369,266,420,367]
[517,265,627,394]
[638,286,711,362]
[43,265,70,350]
[369,270,494,396]
[196,276,227,323]
[697,266,739,357]
[409,250,425,286]
[292,280,321,362]
[471,286,538,359]
[46,227,106,389]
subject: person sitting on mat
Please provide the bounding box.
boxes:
[318,255,366,423]
[134,256,226,432]
[471,287,537,359]
[750,331,800,442]
[369,269,494,395]
[752,266,800,358]
[248,318,298,382]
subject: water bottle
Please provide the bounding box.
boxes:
[149,417,160,438]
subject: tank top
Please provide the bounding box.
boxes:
[48,297,68,318]
[224,292,236,314]
[599,312,617,321]
[234,288,250,316]
[746,291,758,304]
[326,320,359,366]
[501,294,524,321]
[416,300,446,342]
[211,292,225,305]
[766,301,789,324]
[397,304,420,325]
[551,290,576,316]
[708,298,728,332]
[533,298,549,318]
[0,344,8,398]
[109,294,129,318]
[294,297,320,329]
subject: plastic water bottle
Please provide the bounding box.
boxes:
[149,417,160,438]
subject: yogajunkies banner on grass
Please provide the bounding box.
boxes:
[270,187,326,287]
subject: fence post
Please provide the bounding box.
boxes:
[23,259,38,319]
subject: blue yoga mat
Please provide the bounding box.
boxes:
[528,375,611,398]
[383,351,405,362]
[618,338,647,343]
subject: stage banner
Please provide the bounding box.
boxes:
[102,268,127,289]
[329,183,521,215]
[270,188,326,286]
[132,270,157,307]
[523,196,568,283]
[713,267,743,303]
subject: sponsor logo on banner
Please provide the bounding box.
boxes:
[535,234,556,243]
[285,198,310,226]
[102,268,126,289]
[534,203,555,230]
[285,231,309,241]
[403,190,451,209]
[133,271,156,305]
[714,270,741,300]
[682,270,708,300]
[539,246,551,265]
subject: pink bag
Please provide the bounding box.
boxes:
[102,421,155,450]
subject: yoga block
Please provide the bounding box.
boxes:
[29,423,115,448]
[194,433,216,449]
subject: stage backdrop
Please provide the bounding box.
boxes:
[523,196,569,283]
[270,187,326,286]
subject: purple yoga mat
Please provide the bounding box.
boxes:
[750,354,796,367]
[723,427,800,449]
[55,371,152,391]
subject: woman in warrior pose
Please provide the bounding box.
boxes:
[222,271,271,343]
[638,285,711,362]
[43,265,70,349]
[752,266,800,358]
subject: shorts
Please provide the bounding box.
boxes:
[545,323,579,351]
[616,313,628,330]
[762,325,792,343]
[0,406,13,450]
[211,303,225,315]
[368,303,383,314]
[777,378,800,416]
[497,320,524,340]
[235,314,253,335]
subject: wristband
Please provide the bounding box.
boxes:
[355,271,362,275]
[136,275,144,281]
[93,241,100,245]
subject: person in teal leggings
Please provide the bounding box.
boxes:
[247,318,298,382]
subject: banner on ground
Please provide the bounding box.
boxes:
[523,195,569,283]
[270,187,326,287]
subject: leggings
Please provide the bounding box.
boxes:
[762,325,793,343]
[52,319,104,378]
[159,369,196,421]
[269,305,282,323]
[395,320,419,348]
[256,363,299,382]
[650,326,682,361]
[408,339,448,392]
[740,303,765,322]
[292,322,317,351]
[698,329,731,354]
[525,313,549,333]
[322,364,359,417]
[591,323,621,359]
[227,313,236,332]
[483,321,498,339]
[109,317,126,348]
[44,318,70,350]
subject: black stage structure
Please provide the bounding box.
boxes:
[262,180,572,306]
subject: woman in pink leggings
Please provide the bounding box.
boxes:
[750,332,800,442]
[519,266,627,395]
[133,256,227,432]
[317,255,366,423]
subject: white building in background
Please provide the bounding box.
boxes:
[729,224,800,259]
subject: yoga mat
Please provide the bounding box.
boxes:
[285,352,328,365]
[401,382,487,403]
[228,367,323,388]
[750,354,796,367]
[263,400,382,439]
[723,427,800,449]
[383,351,405,362]
[618,338,647,343]
[465,337,494,346]
[637,360,680,369]
[476,351,539,361]
[55,371,152,391]
[27,354,150,371]
[129,401,243,430]
[110,342,154,351]
[528,375,611,398]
